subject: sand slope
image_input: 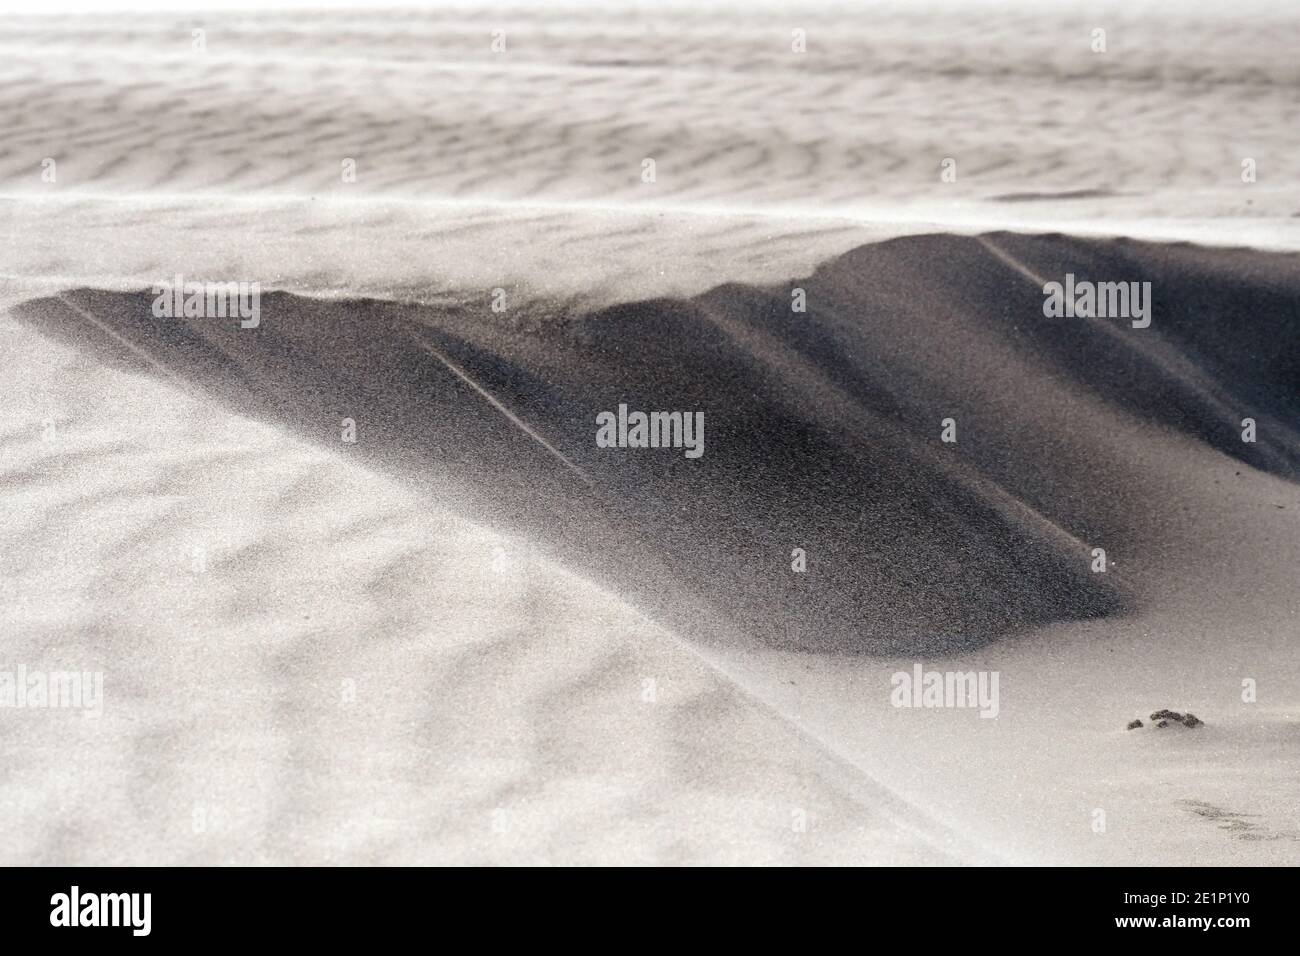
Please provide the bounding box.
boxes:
[13,233,1298,656]
[0,315,972,865]
[7,228,1299,864]
[3,2,1298,866]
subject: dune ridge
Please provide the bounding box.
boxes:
[14,231,1298,655]
[5,0,1300,868]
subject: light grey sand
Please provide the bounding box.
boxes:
[1,2,1297,865]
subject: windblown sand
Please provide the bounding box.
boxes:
[1,2,1297,865]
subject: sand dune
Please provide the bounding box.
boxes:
[3,3,1298,866]
[14,232,1299,656]
[7,228,1299,864]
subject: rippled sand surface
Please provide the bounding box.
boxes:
[2,2,1298,865]
[4,0,1300,305]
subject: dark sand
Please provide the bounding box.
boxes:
[16,232,1298,655]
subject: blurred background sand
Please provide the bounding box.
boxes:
[4,0,1300,308]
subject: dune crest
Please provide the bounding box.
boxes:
[17,232,1296,653]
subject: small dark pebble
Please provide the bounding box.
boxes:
[1134,709,1205,730]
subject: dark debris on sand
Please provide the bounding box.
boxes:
[1128,710,1204,730]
